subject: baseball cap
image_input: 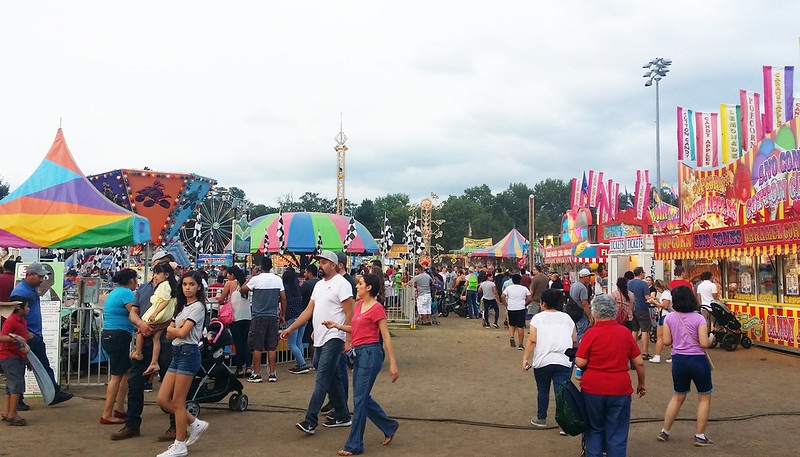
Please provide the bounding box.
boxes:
[26,262,49,276]
[315,250,338,264]
[578,268,592,278]
[152,250,169,263]
[335,251,347,266]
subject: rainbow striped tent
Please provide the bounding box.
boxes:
[0,129,151,248]
[470,228,528,258]
[250,212,378,254]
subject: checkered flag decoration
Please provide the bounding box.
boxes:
[277,210,286,254]
[343,216,357,251]
[193,212,203,255]
[314,230,324,255]
[75,249,85,270]
[379,214,394,254]
[111,247,127,274]
[412,216,425,255]
[261,218,270,255]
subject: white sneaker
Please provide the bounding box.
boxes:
[157,441,188,457]
[186,419,208,446]
[649,355,661,363]
[666,358,672,363]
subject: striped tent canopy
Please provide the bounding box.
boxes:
[0,129,151,248]
[470,228,528,258]
[250,212,378,254]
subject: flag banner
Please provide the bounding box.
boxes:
[589,171,603,207]
[661,180,676,198]
[624,187,634,209]
[569,178,580,209]
[633,170,650,220]
[677,106,696,161]
[720,103,742,164]
[610,182,619,220]
[740,90,764,155]
[580,172,588,206]
[695,112,719,168]
[762,65,795,133]
[596,180,608,223]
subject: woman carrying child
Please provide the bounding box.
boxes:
[131,262,177,376]
[156,270,209,457]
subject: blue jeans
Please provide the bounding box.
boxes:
[343,343,398,454]
[286,318,307,367]
[533,364,571,420]
[466,290,479,318]
[583,393,632,457]
[305,338,350,428]
[576,315,589,342]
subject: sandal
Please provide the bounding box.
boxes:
[6,415,27,426]
[383,423,399,445]
[338,451,356,456]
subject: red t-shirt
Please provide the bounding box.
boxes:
[576,320,641,396]
[0,313,28,360]
[351,300,387,347]
[668,279,693,291]
[0,271,14,302]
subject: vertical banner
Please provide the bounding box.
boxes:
[634,170,650,220]
[695,112,719,168]
[596,181,608,223]
[677,106,695,161]
[794,97,800,121]
[740,90,764,155]
[610,182,619,220]
[762,65,795,133]
[569,178,580,209]
[580,172,588,206]
[588,171,602,207]
[719,103,742,164]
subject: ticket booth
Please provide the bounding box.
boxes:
[608,234,666,293]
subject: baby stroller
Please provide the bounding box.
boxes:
[438,290,468,318]
[707,300,753,351]
[185,320,248,417]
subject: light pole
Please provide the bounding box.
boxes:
[643,57,672,202]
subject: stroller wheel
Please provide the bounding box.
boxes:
[649,328,658,344]
[722,334,738,351]
[186,401,200,418]
[229,394,240,411]
[236,394,249,412]
[441,308,450,317]
[740,335,753,349]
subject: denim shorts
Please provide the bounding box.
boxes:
[0,357,26,395]
[671,354,713,394]
[168,343,201,376]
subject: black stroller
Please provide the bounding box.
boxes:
[185,320,248,417]
[707,301,753,351]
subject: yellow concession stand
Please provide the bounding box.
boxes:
[655,218,800,353]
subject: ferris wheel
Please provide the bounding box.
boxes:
[180,198,235,256]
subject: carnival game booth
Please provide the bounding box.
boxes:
[0,129,153,390]
[655,116,800,354]
[608,235,665,293]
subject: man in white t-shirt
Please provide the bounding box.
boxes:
[240,256,286,383]
[696,271,719,329]
[502,274,532,349]
[280,250,354,434]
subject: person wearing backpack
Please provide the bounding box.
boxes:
[568,269,593,341]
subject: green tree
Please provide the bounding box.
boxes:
[495,183,536,231]
[249,204,276,219]
[532,178,571,239]
[0,176,9,201]
[353,199,380,236]
[298,192,335,213]
[374,193,411,243]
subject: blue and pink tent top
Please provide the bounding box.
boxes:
[0,129,151,248]
[250,212,378,254]
[470,228,528,258]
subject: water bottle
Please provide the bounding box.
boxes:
[574,367,583,380]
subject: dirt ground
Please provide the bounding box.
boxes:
[2,315,799,457]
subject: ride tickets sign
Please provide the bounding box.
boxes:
[678,117,800,230]
[655,217,800,257]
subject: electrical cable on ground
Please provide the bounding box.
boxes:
[74,394,800,431]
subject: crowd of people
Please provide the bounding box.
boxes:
[1,252,722,456]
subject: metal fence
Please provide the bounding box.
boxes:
[61,282,112,386]
[385,285,416,328]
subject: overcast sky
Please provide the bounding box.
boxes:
[2,1,800,208]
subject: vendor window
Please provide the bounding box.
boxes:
[757,255,778,302]
[728,256,755,300]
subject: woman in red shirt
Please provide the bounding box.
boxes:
[324,273,399,456]
[576,294,647,457]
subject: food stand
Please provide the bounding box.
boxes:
[654,117,800,353]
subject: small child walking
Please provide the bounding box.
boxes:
[1,295,34,426]
[131,262,177,376]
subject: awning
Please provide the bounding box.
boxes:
[654,217,800,260]
[545,245,574,264]
[545,243,608,264]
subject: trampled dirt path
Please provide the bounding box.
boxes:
[3,315,798,457]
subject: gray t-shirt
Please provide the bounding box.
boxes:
[172,301,206,346]
[412,273,432,295]
[479,281,496,300]
[570,281,588,306]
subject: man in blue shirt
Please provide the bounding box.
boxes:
[627,266,654,359]
[11,262,73,407]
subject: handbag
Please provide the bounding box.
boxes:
[217,301,234,326]
[677,313,713,370]
[555,361,587,436]
[564,295,584,323]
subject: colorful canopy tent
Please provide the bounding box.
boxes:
[250,212,379,254]
[0,129,151,248]
[470,229,528,258]
[88,169,215,246]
